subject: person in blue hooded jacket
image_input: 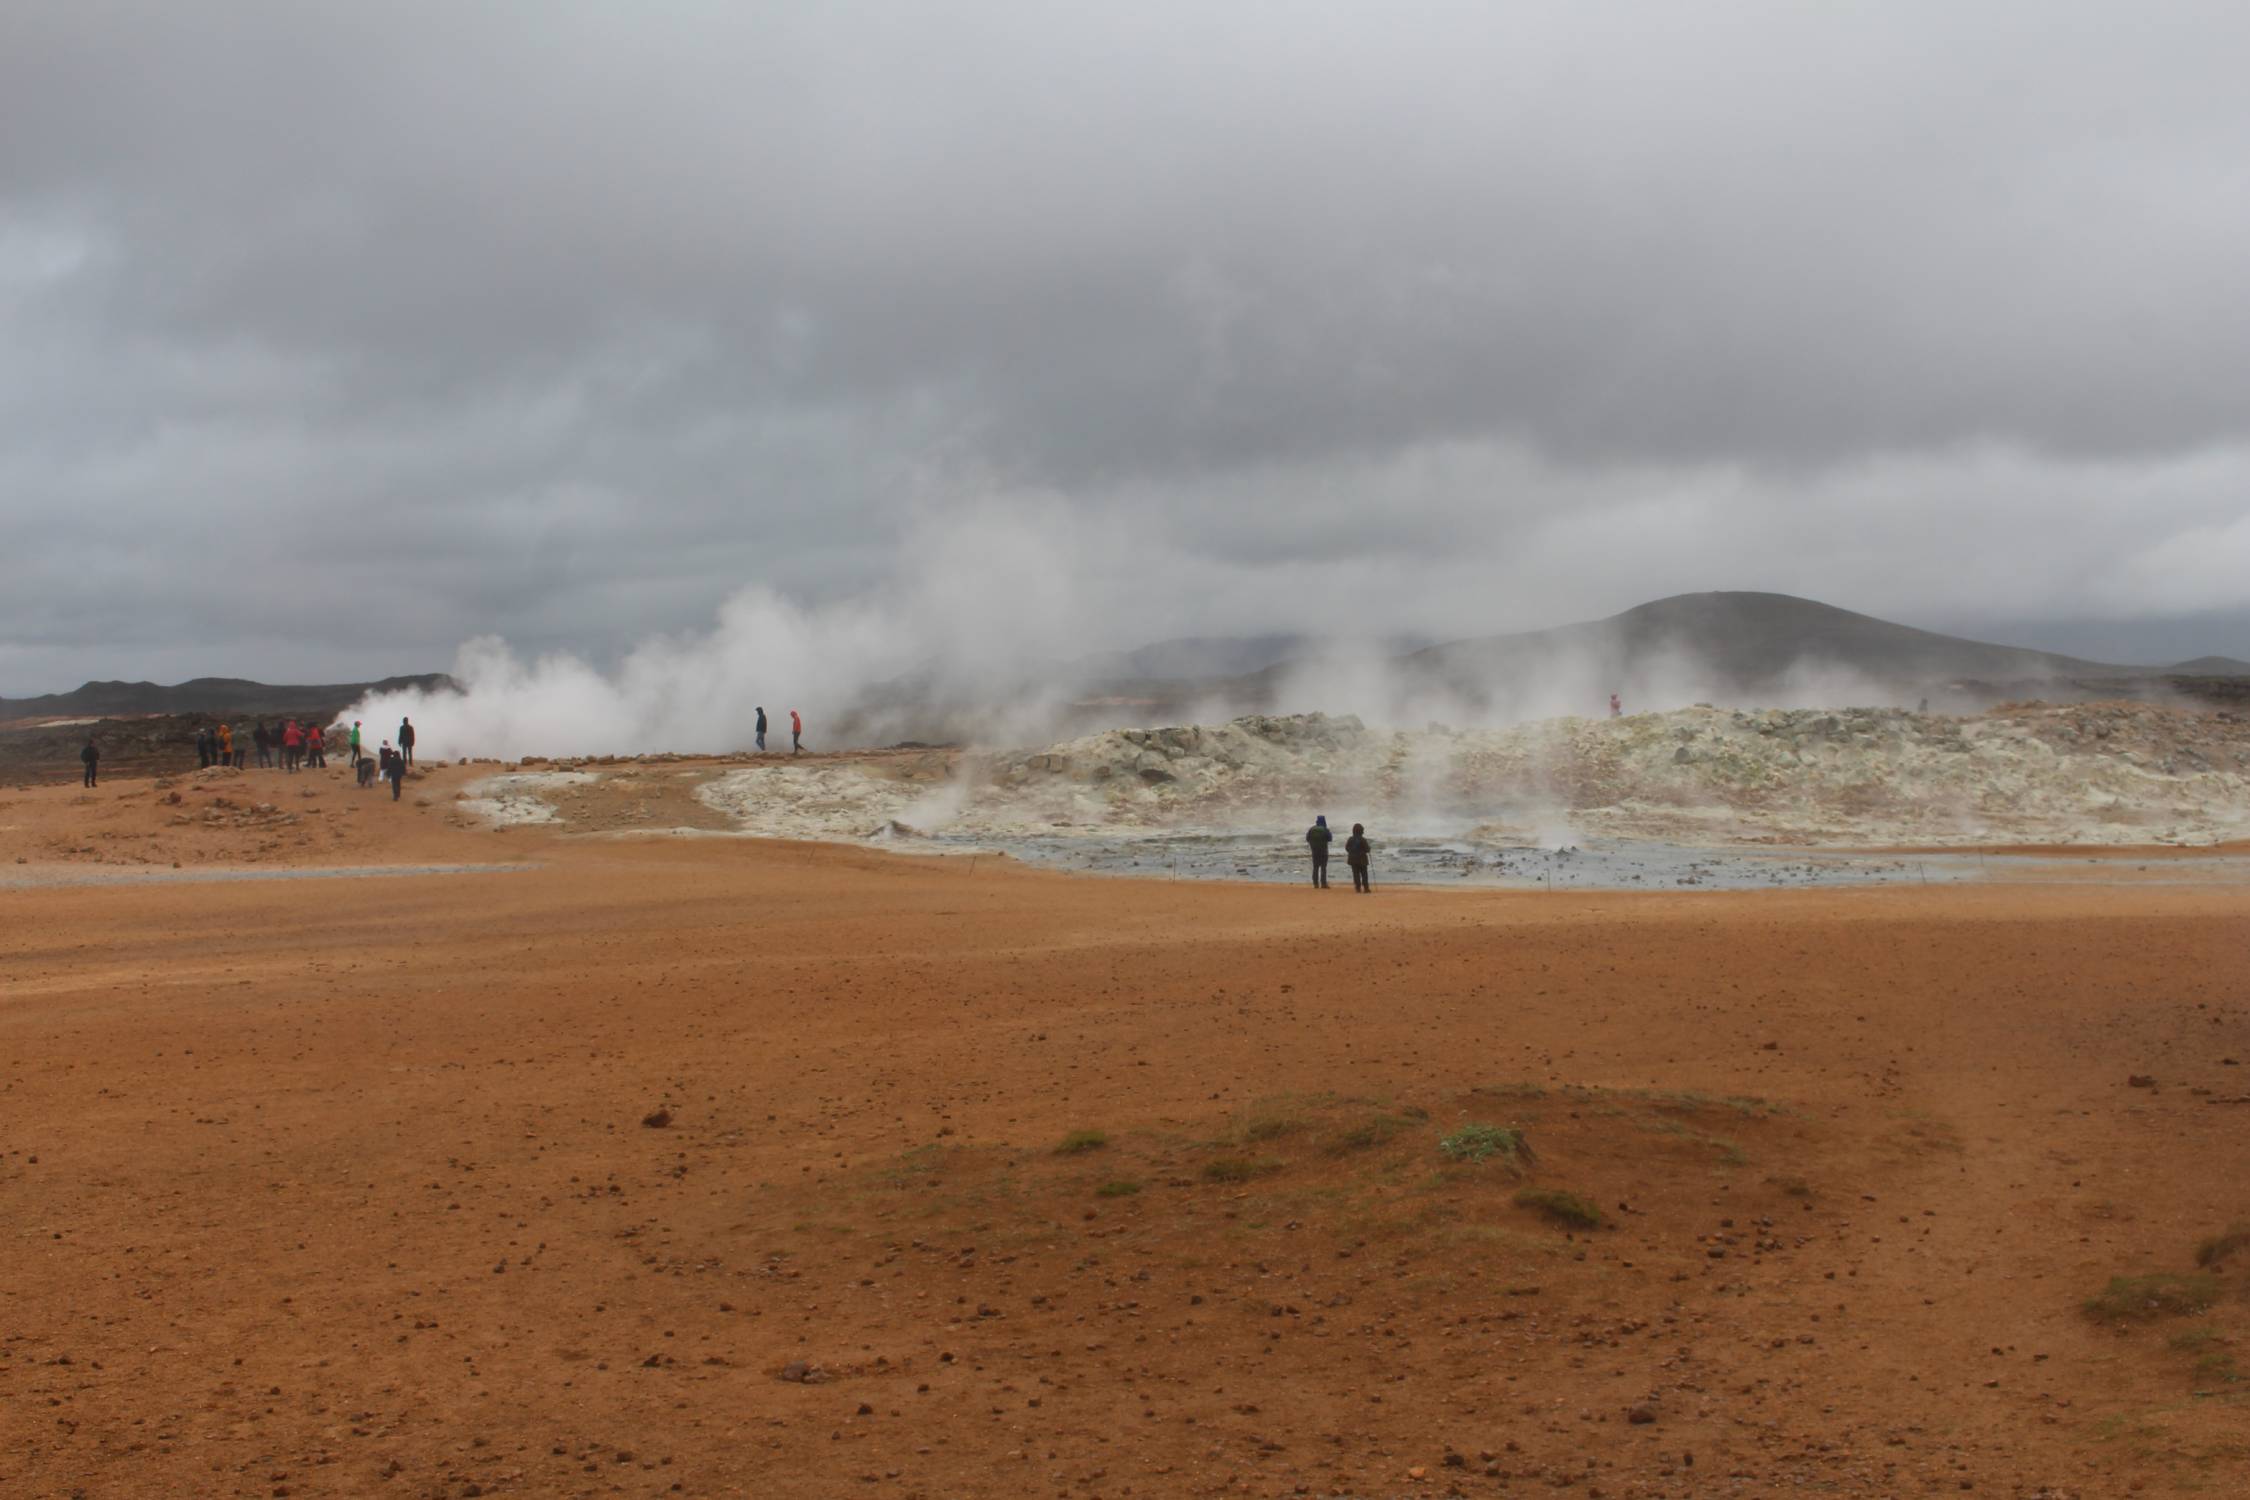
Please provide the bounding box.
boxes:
[1305,814,1333,889]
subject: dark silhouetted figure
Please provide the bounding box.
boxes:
[1346,823,1372,893]
[1306,814,1332,889]
[383,742,405,800]
[254,722,273,768]
[398,717,416,768]
[81,736,100,788]
[755,706,767,752]
[196,725,213,769]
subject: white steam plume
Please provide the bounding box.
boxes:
[345,502,1095,762]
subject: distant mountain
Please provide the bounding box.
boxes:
[1070,633,1439,687]
[1186,592,2244,720]
[1395,593,2124,703]
[0,674,456,721]
[2170,656,2250,675]
[1070,635,1320,683]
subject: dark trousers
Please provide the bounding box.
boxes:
[358,760,375,787]
[1310,849,1329,888]
[257,746,272,767]
[1350,862,1370,893]
[83,764,97,787]
[389,774,402,800]
[401,744,413,766]
[792,732,801,754]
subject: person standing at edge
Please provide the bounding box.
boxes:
[218,722,234,768]
[755,706,767,752]
[307,722,326,769]
[398,717,416,768]
[195,725,211,769]
[790,708,802,755]
[1305,814,1333,889]
[282,719,302,771]
[81,734,100,788]
[1346,823,1373,893]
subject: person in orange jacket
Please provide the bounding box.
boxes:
[790,708,803,755]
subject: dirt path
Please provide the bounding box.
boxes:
[1,777,2246,1498]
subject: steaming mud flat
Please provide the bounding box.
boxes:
[638,703,2250,886]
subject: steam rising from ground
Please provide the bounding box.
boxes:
[350,503,2094,764]
[349,505,1095,762]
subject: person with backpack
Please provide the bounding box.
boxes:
[80,735,100,788]
[398,717,416,767]
[790,708,802,755]
[1305,814,1333,889]
[1345,823,1373,893]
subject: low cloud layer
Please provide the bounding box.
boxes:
[6,1,2250,698]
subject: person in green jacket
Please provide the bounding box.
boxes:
[349,720,363,769]
[1305,814,1333,889]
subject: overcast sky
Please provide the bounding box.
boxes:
[5,1,2249,695]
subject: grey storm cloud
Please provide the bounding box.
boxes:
[4,0,2250,693]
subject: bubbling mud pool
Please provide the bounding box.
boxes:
[867,828,2175,890]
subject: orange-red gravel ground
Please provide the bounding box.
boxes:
[3,764,2247,1499]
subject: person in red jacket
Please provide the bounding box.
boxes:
[306,723,326,769]
[282,719,304,772]
[790,709,803,755]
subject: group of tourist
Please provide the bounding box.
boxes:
[177,715,419,800]
[1303,815,1376,893]
[753,706,804,754]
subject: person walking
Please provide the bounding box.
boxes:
[348,720,363,770]
[755,706,767,753]
[790,708,802,755]
[383,741,406,801]
[1305,814,1333,889]
[1345,823,1373,893]
[398,717,416,768]
[80,735,100,788]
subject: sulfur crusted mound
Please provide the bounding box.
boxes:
[578,702,2250,849]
